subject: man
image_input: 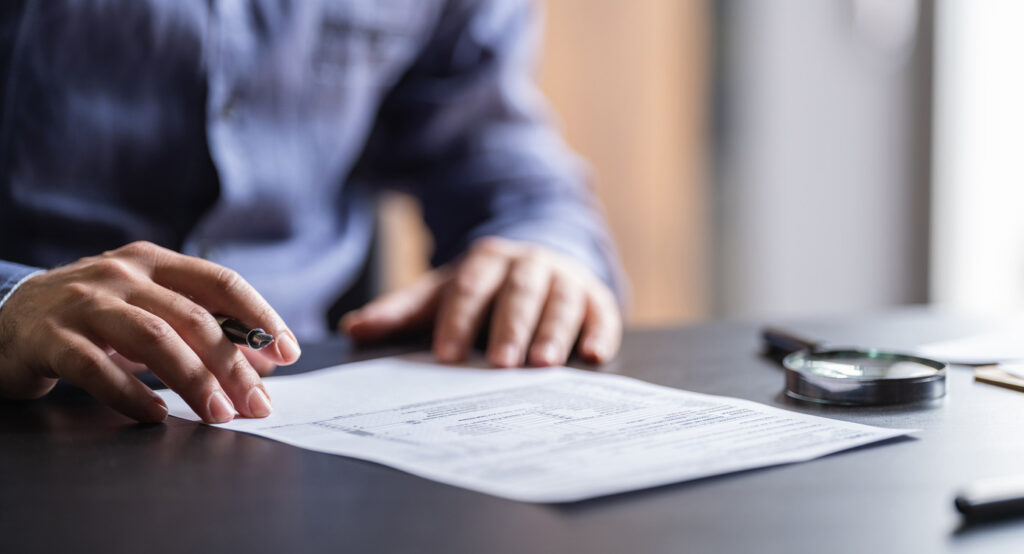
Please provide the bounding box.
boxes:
[0,1,625,424]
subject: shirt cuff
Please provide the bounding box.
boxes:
[0,261,45,314]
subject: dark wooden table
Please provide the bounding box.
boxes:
[4,308,1024,553]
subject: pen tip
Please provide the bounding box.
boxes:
[249,332,275,350]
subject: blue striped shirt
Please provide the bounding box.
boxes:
[0,0,623,339]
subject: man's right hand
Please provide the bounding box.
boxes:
[0,241,301,423]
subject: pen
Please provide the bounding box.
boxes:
[955,475,1024,523]
[216,316,275,350]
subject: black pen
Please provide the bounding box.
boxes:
[955,475,1024,523]
[216,316,275,350]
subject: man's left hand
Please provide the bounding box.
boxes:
[341,237,621,367]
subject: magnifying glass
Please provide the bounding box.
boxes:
[762,328,947,406]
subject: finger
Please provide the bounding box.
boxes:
[128,245,300,365]
[125,282,272,418]
[342,270,446,341]
[527,275,586,367]
[85,300,236,423]
[108,350,149,374]
[242,347,277,377]
[50,330,168,423]
[578,287,623,364]
[432,252,510,363]
[487,257,552,367]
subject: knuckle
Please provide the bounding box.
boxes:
[90,258,136,282]
[114,241,165,271]
[135,315,176,344]
[213,267,243,294]
[501,320,530,342]
[225,354,255,382]
[58,346,102,380]
[506,267,541,296]
[548,279,580,310]
[452,271,486,298]
[548,282,572,305]
[75,357,104,382]
[75,254,103,269]
[506,275,531,295]
[177,367,211,394]
[113,375,137,401]
[518,247,547,265]
[120,240,157,256]
[537,309,576,340]
[50,342,77,370]
[531,330,556,345]
[471,236,510,255]
[183,304,217,333]
[546,300,575,324]
[533,327,564,345]
[62,282,98,304]
[438,313,470,338]
[252,304,278,330]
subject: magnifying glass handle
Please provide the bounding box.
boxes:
[761,327,823,362]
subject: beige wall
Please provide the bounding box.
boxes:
[380,0,709,326]
[538,0,709,324]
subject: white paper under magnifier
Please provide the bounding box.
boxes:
[156,354,913,503]
[916,326,1024,366]
[917,325,1024,391]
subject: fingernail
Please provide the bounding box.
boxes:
[147,398,169,423]
[278,332,301,362]
[437,340,461,363]
[494,344,521,367]
[207,391,235,423]
[246,386,273,418]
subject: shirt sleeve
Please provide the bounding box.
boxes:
[0,260,43,314]
[352,0,628,303]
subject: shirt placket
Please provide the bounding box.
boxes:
[185,0,246,262]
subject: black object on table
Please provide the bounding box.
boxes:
[2,308,1024,553]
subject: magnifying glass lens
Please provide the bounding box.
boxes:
[802,356,939,380]
[783,350,947,405]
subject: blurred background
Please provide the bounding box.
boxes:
[378,0,1024,327]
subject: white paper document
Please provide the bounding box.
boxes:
[916,326,1024,366]
[157,355,912,502]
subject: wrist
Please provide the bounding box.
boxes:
[0,269,56,399]
[0,265,45,315]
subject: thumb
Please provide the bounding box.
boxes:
[341,270,446,341]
